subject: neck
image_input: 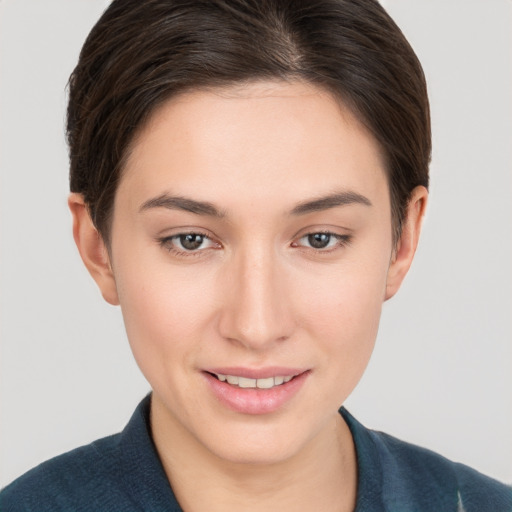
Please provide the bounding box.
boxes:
[150,397,357,512]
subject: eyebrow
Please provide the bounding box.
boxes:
[139,190,372,218]
[290,191,372,215]
[139,194,225,217]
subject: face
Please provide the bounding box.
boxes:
[103,81,399,465]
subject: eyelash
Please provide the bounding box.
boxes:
[158,230,352,258]
[293,232,352,252]
[158,231,216,257]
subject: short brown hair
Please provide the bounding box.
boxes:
[67,0,430,244]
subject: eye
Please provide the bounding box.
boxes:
[304,233,334,249]
[159,232,219,254]
[176,233,209,251]
[294,231,351,251]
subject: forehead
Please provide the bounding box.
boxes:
[118,81,389,215]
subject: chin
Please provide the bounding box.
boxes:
[194,412,325,467]
[208,432,306,466]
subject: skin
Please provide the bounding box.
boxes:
[69,81,427,511]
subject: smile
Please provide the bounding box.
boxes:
[212,373,294,389]
[203,369,309,414]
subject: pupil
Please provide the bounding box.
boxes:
[308,233,330,249]
[180,234,204,250]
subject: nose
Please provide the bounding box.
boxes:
[217,245,295,350]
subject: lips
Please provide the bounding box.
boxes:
[202,367,309,415]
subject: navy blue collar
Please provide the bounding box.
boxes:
[116,396,375,511]
[117,395,467,511]
[119,394,182,511]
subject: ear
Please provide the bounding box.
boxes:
[385,186,428,300]
[68,193,119,305]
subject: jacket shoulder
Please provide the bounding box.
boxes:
[0,434,129,512]
[371,429,512,511]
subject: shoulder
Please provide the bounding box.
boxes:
[373,429,512,511]
[340,408,512,512]
[0,395,179,512]
[0,434,129,512]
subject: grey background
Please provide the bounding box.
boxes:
[1,0,511,487]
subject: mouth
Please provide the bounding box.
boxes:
[202,368,309,415]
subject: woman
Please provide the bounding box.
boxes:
[1,1,511,510]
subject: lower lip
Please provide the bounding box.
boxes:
[203,371,309,415]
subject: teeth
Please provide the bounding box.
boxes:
[214,373,295,389]
[256,377,275,389]
[226,375,239,385]
[238,377,257,388]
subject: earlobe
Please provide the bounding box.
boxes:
[68,193,119,305]
[385,186,428,300]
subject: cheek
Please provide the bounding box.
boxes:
[114,258,218,385]
[297,255,389,385]
[301,255,387,332]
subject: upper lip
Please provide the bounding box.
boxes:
[203,367,308,379]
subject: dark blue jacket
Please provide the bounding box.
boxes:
[1,395,511,511]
